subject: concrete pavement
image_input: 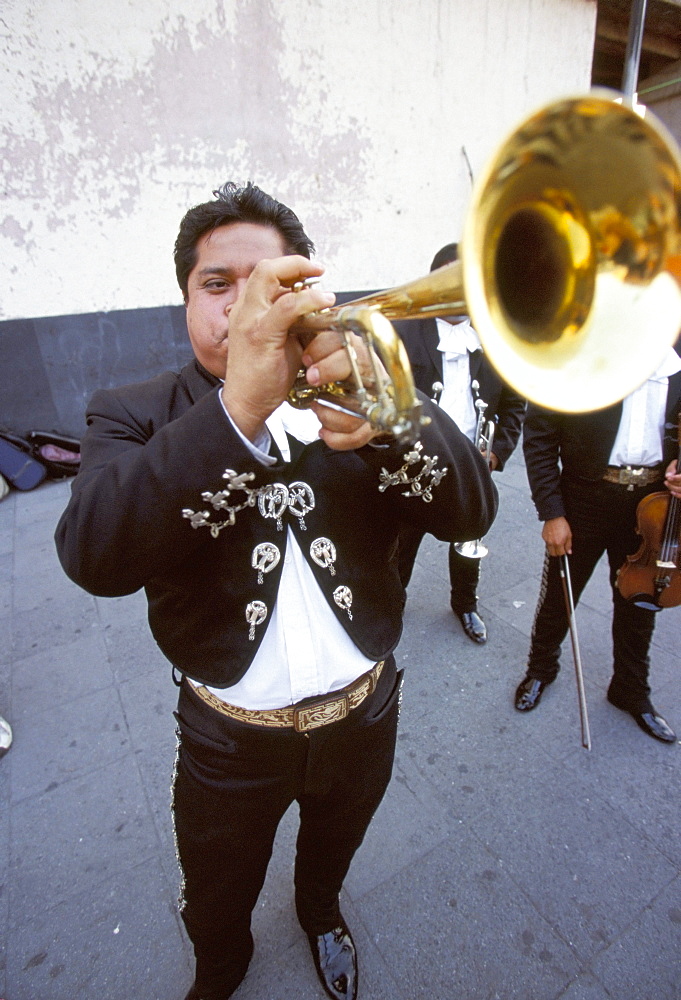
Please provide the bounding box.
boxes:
[1,447,680,1000]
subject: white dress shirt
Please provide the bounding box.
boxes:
[190,401,374,710]
[436,317,481,443]
[608,347,681,467]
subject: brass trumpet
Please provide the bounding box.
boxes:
[454,384,495,559]
[290,91,681,442]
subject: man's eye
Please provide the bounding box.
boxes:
[205,279,230,291]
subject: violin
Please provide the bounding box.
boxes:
[617,416,681,611]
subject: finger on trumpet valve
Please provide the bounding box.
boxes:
[290,277,320,293]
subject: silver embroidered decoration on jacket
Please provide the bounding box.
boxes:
[182,469,259,537]
[183,474,317,536]
[252,543,281,584]
[378,441,447,502]
[310,537,337,576]
[288,481,315,530]
[258,483,290,531]
[182,509,213,530]
[245,600,268,640]
[333,585,353,619]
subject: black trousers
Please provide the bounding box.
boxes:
[527,475,661,711]
[172,656,401,998]
[398,523,481,613]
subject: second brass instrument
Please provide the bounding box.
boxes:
[454,383,495,559]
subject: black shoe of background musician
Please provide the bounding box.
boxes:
[607,689,677,743]
[514,676,550,712]
[307,917,358,1000]
[457,610,487,644]
[633,712,677,742]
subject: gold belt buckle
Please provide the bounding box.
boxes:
[293,693,350,732]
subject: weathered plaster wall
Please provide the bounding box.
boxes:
[1,0,597,322]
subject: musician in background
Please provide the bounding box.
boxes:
[395,243,526,643]
[55,185,497,1000]
[515,341,681,742]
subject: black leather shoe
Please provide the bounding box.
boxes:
[307,918,358,1000]
[514,676,549,712]
[634,712,677,742]
[458,610,487,644]
[607,691,677,743]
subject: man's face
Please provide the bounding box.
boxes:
[184,222,288,377]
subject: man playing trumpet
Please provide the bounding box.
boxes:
[55,183,497,1000]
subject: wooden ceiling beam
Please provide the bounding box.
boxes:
[597,17,681,59]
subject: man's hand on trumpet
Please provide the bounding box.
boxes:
[220,252,386,452]
[221,255,332,443]
[301,328,383,451]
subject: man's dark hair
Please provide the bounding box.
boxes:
[430,242,458,272]
[174,181,315,297]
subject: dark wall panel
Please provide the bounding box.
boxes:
[0,305,193,439]
[0,317,63,435]
[0,292,371,441]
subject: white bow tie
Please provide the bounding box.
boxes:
[437,319,480,357]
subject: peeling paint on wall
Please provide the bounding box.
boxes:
[1,0,596,320]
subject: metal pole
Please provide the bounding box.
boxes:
[558,555,592,751]
[621,0,649,102]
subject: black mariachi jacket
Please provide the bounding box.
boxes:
[523,359,681,523]
[55,359,497,687]
[393,317,526,470]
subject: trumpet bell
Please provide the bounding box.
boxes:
[463,91,681,412]
[292,91,681,436]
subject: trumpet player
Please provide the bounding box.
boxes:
[395,243,526,643]
[55,186,497,1000]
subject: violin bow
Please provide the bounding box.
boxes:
[558,555,592,750]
